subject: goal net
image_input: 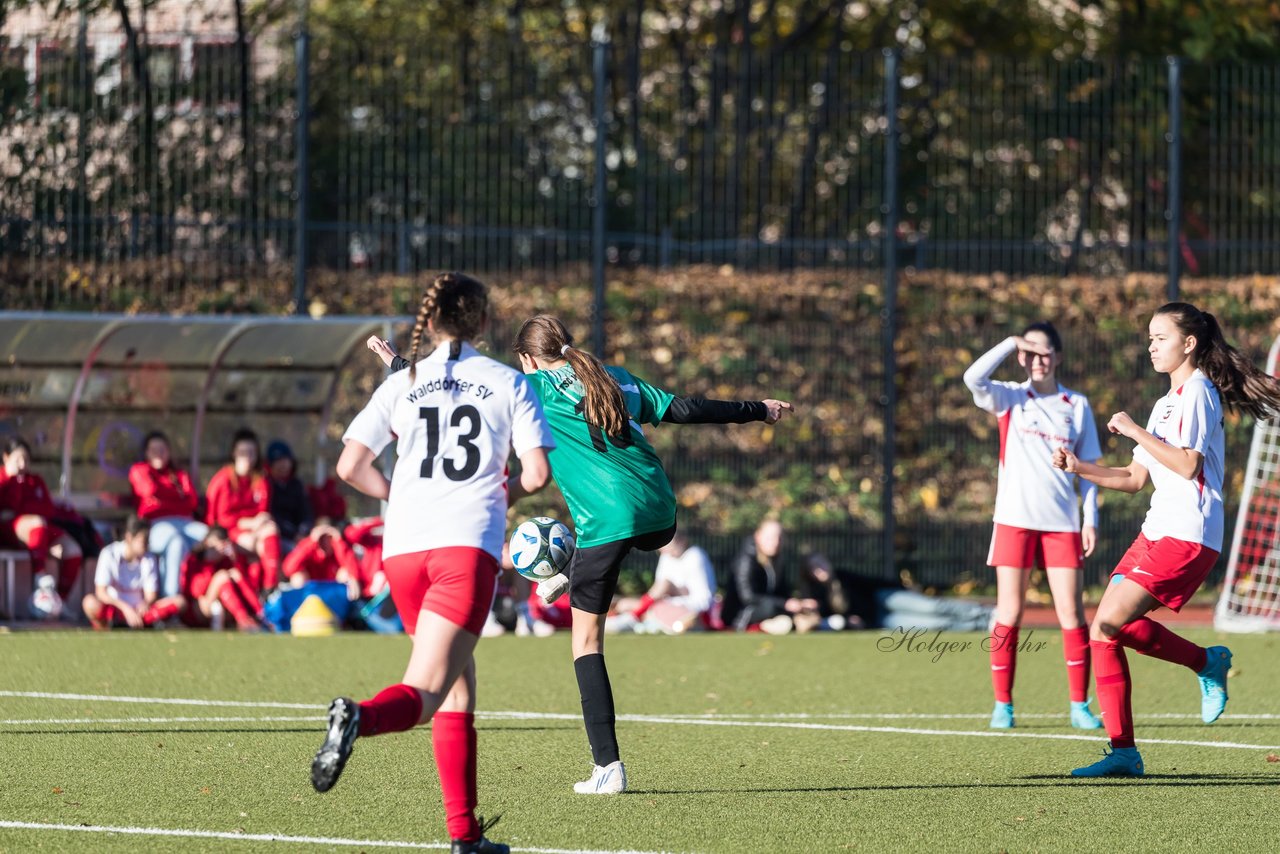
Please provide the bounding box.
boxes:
[1216,335,1280,632]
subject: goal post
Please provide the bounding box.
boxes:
[1215,335,1280,632]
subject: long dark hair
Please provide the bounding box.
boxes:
[405,272,489,383]
[1156,302,1280,420]
[513,314,630,437]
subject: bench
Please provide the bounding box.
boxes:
[0,550,32,621]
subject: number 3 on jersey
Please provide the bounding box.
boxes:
[419,405,482,480]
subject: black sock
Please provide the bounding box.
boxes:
[574,653,620,766]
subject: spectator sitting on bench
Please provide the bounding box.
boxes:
[129,430,208,600]
[83,516,185,630]
[0,436,84,603]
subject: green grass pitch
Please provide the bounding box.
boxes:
[0,627,1277,852]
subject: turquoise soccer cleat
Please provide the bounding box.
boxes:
[1198,645,1233,724]
[1071,743,1144,778]
[1070,699,1103,729]
[989,701,1015,729]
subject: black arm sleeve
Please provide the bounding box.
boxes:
[661,396,768,425]
[390,355,411,372]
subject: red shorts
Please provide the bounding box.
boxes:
[1111,533,1219,612]
[987,523,1083,569]
[381,547,499,636]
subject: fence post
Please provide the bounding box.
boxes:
[591,26,609,356]
[1166,56,1182,302]
[293,4,311,315]
[881,48,900,582]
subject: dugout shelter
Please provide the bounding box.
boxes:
[0,311,412,520]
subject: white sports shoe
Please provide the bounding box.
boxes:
[573,760,627,794]
[536,573,570,605]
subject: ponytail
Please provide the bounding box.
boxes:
[514,314,631,437]
[1156,302,1280,421]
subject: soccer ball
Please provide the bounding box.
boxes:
[28,573,64,621]
[509,517,575,582]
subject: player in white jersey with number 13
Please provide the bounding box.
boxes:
[309,273,555,854]
[964,321,1105,731]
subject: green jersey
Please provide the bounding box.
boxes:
[527,364,676,547]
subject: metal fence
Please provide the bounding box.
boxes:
[3,20,1280,590]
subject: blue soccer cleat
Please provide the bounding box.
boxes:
[1198,645,1233,724]
[990,701,1015,729]
[1070,699,1103,729]
[1071,743,1144,778]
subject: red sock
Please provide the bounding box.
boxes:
[218,584,253,626]
[56,555,83,599]
[143,599,180,625]
[989,623,1019,704]
[260,534,282,589]
[632,593,656,620]
[433,711,480,842]
[1116,617,1207,672]
[24,525,51,573]
[1062,626,1091,703]
[232,576,264,618]
[357,683,424,737]
[1091,639,1135,748]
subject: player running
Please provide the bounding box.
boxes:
[311,273,554,854]
[1054,302,1280,777]
[964,322,1104,730]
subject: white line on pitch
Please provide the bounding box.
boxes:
[476,711,1280,751]
[3,691,1277,748]
[0,820,680,854]
[0,716,323,725]
[0,690,323,709]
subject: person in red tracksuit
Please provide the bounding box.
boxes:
[343,517,389,598]
[282,519,361,598]
[180,526,264,632]
[0,437,83,600]
[204,428,282,591]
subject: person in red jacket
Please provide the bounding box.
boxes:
[180,526,264,632]
[128,431,208,599]
[282,518,361,598]
[204,428,282,591]
[343,516,388,598]
[0,437,83,600]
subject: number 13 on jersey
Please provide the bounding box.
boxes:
[419,405,482,481]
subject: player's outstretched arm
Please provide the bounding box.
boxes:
[661,396,795,425]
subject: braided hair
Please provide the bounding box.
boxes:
[406,272,489,383]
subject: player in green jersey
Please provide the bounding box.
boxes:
[512,314,793,794]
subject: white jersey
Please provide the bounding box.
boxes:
[343,340,554,561]
[1133,369,1225,550]
[653,545,717,613]
[964,338,1101,533]
[94,541,159,609]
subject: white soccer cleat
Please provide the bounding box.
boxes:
[536,573,570,605]
[573,760,627,794]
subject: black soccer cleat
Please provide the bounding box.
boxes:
[451,815,509,854]
[450,836,509,854]
[310,697,360,793]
